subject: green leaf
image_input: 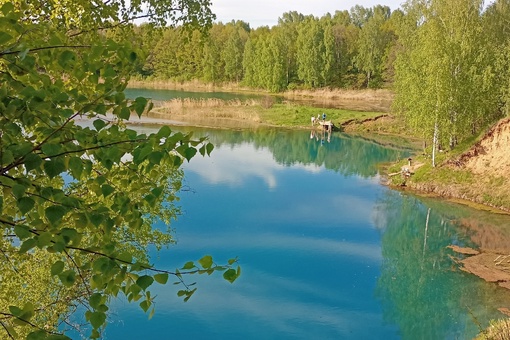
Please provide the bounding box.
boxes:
[14,225,32,239]
[148,151,163,165]
[36,231,53,248]
[88,311,106,329]
[117,252,133,263]
[157,125,172,138]
[223,268,239,283]
[136,275,154,290]
[58,50,76,68]
[41,143,62,156]
[89,293,102,309]
[51,261,65,276]
[1,2,15,15]
[1,150,14,165]
[24,153,42,172]
[0,31,12,45]
[12,183,26,199]
[182,261,195,270]
[17,197,35,215]
[45,205,67,225]
[133,97,148,117]
[44,158,66,178]
[9,306,23,319]
[19,238,36,253]
[93,119,107,131]
[139,300,151,313]
[154,273,168,284]
[206,143,214,155]
[198,255,213,269]
[101,184,115,197]
[118,107,131,120]
[58,269,76,287]
[68,157,83,179]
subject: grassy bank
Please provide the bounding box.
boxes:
[147,97,390,130]
[386,126,510,213]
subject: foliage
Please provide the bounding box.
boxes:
[133,6,396,91]
[0,0,240,338]
[393,0,507,164]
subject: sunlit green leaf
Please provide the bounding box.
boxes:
[89,293,102,310]
[139,300,151,312]
[182,261,195,270]
[154,273,168,284]
[223,268,239,283]
[88,311,106,329]
[198,255,213,269]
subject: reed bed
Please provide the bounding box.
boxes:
[149,98,262,123]
[283,88,394,101]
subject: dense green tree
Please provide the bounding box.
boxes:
[277,11,304,86]
[202,24,226,82]
[0,0,240,339]
[393,0,502,165]
[483,0,510,116]
[296,17,327,88]
[331,11,359,87]
[355,5,392,88]
[222,26,245,82]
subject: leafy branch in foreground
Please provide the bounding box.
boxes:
[0,1,238,339]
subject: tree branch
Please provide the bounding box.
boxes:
[0,45,91,57]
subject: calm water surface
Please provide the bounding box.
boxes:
[97,126,510,340]
[124,88,263,102]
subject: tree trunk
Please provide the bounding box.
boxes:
[432,121,438,168]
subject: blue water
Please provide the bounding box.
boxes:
[78,127,510,339]
[124,88,264,102]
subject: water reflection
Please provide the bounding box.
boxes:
[374,191,510,339]
[99,126,510,339]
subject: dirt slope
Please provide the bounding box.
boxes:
[458,117,510,178]
[446,117,510,299]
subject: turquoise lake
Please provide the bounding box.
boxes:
[87,124,510,340]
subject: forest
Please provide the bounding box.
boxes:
[126,0,510,159]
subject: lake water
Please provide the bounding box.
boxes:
[92,125,510,339]
[124,88,264,103]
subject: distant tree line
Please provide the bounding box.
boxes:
[128,5,398,90]
[125,0,510,158]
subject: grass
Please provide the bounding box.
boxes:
[148,97,386,129]
[258,102,383,127]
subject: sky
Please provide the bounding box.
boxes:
[210,0,406,28]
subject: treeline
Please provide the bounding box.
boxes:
[128,5,398,90]
[124,0,510,155]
